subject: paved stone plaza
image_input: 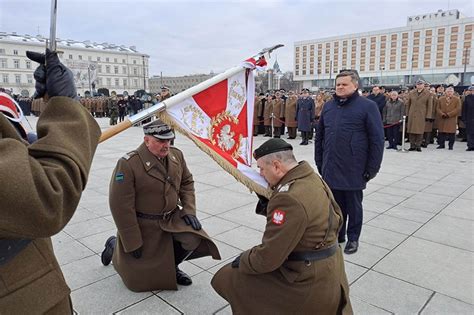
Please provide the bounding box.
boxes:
[35,116,473,314]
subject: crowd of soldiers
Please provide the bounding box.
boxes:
[253,83,474,151]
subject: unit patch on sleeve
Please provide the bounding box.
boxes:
[115,172,124,182]
[271,209,286,225]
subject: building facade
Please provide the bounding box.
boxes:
[294,9,474,90]
[149,73,215,95]
[0,32,149,96]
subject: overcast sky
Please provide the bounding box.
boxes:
[1,0,473,76]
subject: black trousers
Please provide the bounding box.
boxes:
[437,132,455,148]
[467,122,474,149]
[332,190,363,242]
[386,125,400,148]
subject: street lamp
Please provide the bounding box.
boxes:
[142,55,147,91]
[379,66,385,85]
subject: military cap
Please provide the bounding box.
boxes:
[143,119,174,140]
[259,92,265,96]
[161,85,170,90]
[468,86,474,91]
[415,79,425,85]
[302,88,310,93]
[253,138,293,160]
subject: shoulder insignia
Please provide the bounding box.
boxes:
[276,180,294,193]
[271,209,286,225]
[122,151,137,161]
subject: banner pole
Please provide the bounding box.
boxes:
[399,115,408,153]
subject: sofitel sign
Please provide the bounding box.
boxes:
[407,9,460,24]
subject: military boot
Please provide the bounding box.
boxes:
[101,236,116,266]
[173,241,193,286]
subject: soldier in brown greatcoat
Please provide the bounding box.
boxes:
[263,94,274,137]
[101,120,220,292]
[406,79,433,151]
[253,93,264,136]
[284,91,298,139]
[436,86,461,150]
[271,91,285,138]
[422,86,438,147]
[0,50,100,313]
[211,138,352,315]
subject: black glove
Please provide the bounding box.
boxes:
[26,49,77,99]
[231,254,241,268]
[182,214,202,230]
[255,193,269,216]
[363,171,376,182]
[130,247,142,259]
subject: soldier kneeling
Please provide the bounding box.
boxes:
[101,119,221,291]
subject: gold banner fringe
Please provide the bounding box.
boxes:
[157,112,272,198]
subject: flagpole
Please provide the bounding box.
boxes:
[99,45,283,143]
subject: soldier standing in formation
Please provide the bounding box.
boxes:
[284,90,298,139]
[101,119,220,291]
[211,138,352,314]
[462,86,474,151]
[108,95,119,125]
[263,94,273,137]
[406,79,433,152]
[271,91,285,138]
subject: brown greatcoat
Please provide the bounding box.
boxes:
[436,95,461,133]
[263,97,273,126]
[424,93,438,132]
[284,95,298,128]
[406,88,433,135]
[211,161,352,315]
[271,98,285,127]
[0,97,100,313]
[110,144,221,292]
[253,96,263,127]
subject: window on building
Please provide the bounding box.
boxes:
[27,74,33,84]
[98,65,102,73]
[106,65,110,73]
[449,59,456,66]
[122,66,127,74]
[0,59,7,68]
[123,79,127,86]
[402,33,408,39]
[69,54,73,59]
[451,26,459,33]
[115,78,119,86]
[134,79,138,87]
[425,30,433,36]
[15,74,21,84]
[0,49,5,54]
[114,66,119,74]
[88,56,92,61]
[133,60,136,64]
[133,67,138,75]
[97,56,101,61]
[106,78,111,86]
[106,57,109,62]
[2,74,8,83]
[13,59,20,69]
[438,28,445,35]
[114,58,117,63]
[122,59,126,63]
[98,78,103,86]
[26,60,31,69]
[13,50,18,55]
[79,55,82,60]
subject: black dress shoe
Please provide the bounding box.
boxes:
[466,148,474,151]
[436,145,445,149]
[408,148,416,151]
[101,236,116,266]
[338,237,346,243]
[176,267,192,286]
[448,147,453,150]
[416,148,422,152]
[344,241,358,254]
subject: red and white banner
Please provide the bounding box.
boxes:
[163,69,268,189]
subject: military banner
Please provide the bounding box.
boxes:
[64,60,97,90]
[159,68,269,192]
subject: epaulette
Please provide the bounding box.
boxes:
[122,151,137,161]
[276,180,295,193]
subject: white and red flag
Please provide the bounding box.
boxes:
[159,67,269,195]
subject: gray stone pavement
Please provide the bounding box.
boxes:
[28,115,474,314]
